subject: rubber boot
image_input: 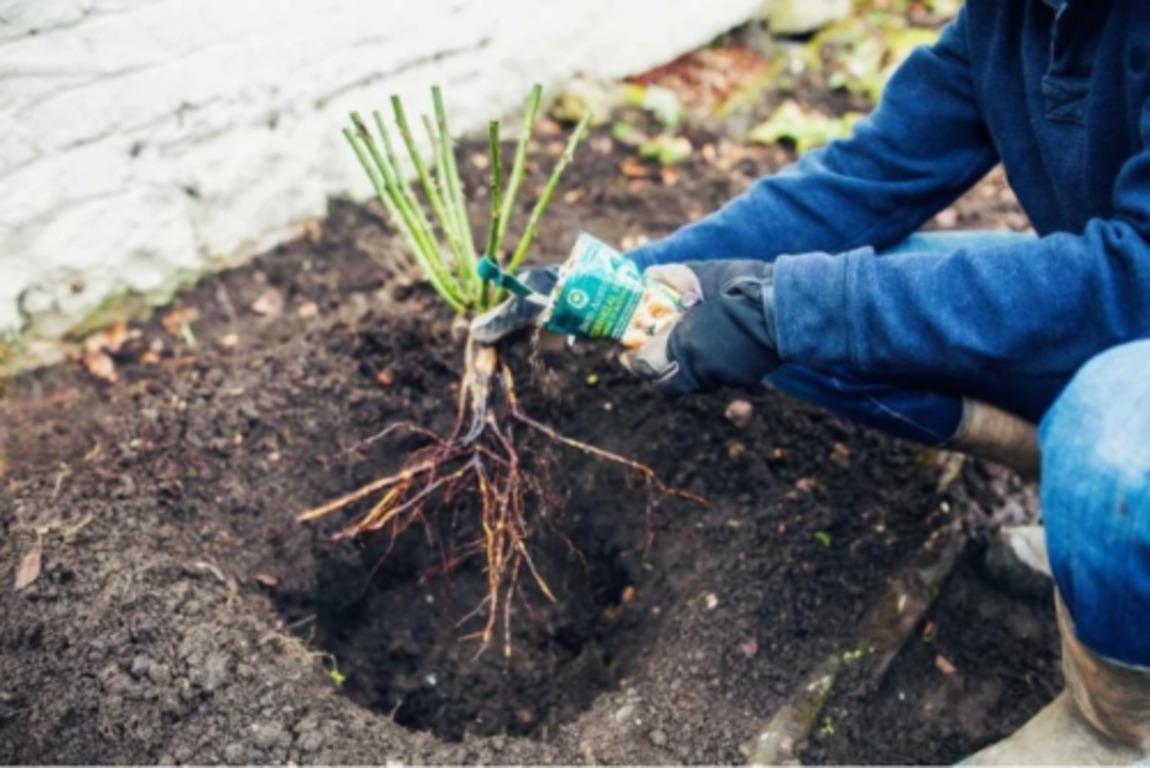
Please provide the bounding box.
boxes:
[962,595,1150,765]
[947,399,1041,479]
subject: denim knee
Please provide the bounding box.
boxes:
[1040,340,1150,666]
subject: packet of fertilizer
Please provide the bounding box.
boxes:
[543,233,683,346]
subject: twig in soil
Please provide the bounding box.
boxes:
[743,522,969,764]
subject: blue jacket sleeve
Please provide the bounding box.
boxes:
[628,8,997,271]
[775,94,1150,382]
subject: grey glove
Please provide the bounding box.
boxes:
[469,266,559,344]
[621,260,781,394]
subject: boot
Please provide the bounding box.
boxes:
[962,595,1150,765]
[948,399,1041,479]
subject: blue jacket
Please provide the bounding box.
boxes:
[629,0,1150,418]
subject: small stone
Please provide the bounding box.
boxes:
[296,301,319,319]
[130,655,151,678]
[614,704,636,723]
[252,288,285,317]
[196,651,231,693]
[297,732,324,753]
[724,399,754,428]
[223,743,245,763]
[650,728,668,747]
[985,525,1053,599]
[252,721,287,750]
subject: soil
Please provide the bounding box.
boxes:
[2,88,1054,763]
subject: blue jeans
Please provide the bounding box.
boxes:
[1041,340,1150,666]
[769,231,1150,666]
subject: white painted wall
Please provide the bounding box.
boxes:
[0,0,762,352]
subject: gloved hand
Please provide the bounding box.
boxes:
[469,266,559,344]
[621,260,781,395]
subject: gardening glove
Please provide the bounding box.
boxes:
[620,260,781,395]
[469,266,559,344]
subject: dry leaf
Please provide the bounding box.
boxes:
[14,548,41,591]
[83,321,130,355]
[620,157,650,178]
[161,306,200,336]
[82,350,118,383]
[935,654,957,676]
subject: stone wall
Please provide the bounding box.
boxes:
[0,0,762,356]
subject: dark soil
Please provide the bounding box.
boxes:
[1,103,1054,763]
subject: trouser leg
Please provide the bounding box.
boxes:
[1040,339,1150,668]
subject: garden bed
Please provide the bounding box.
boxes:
[0,115,1058,764]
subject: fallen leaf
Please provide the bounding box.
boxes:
[14,548,41,591]
[82,350,118,383]
[749,100,863,154]
[161,306,200,336]
[620,157,650,178]
[83,321,130,355]
[935,654,957,676]
[639,134,692,166]
[251,289,285,317]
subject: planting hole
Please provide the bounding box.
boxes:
[273,498,656,741]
